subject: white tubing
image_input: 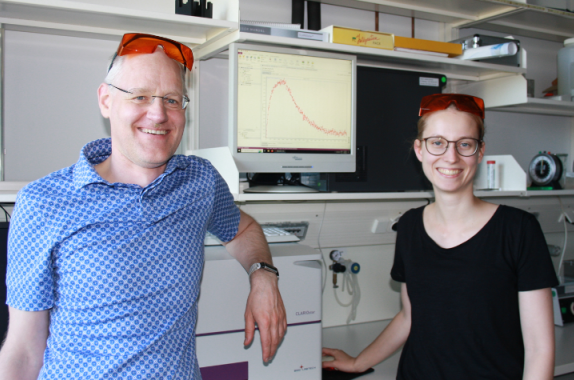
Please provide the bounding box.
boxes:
[333,259,361,323]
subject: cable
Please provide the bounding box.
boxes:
[317,202,328,292]
[557,197,569,280]
[0,204,11,222]
[333,287,353,307]
[332,258,361,324]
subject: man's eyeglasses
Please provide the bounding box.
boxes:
[108,33,194,72]
[422,137,482,157]
[107,83,190,110]
[419,93,485,120]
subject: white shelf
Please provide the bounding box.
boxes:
[312,0,574,42]
[459,1,574,43]
[452,74,574,117]
[195,31,526,82]
[0,0,238,45]
[489,98,574,116]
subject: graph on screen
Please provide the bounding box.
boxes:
[265,78,348,139]
[237,48,353,152]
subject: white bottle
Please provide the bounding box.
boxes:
[558,37,574,101]
[487,160,496,189]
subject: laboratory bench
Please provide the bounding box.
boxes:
[322,319,574,379]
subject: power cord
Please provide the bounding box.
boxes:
[557,197,571,280]
[0,204,11,222]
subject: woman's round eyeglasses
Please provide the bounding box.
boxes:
[422,137,482,157]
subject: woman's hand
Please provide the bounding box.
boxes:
[322,347,360,372]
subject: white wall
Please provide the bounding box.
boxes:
[4,31,116,181]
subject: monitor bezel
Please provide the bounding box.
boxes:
[228,43,357,173]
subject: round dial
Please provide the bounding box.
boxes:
[529,153,562,186]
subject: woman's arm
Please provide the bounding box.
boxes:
[519,288,555,380]
[322,283,412,373]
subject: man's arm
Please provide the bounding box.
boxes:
[222,210,287,363]
[0,307,49,380]
[519,288,555,380]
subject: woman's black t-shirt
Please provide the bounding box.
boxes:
[390,205,558,380]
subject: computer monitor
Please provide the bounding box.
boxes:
[228,43,356,192]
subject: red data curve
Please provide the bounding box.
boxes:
[266,79,347,138]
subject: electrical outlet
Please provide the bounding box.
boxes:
[558,211,573,224]
[371,218,388,234]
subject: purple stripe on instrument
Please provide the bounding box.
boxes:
[200,361,248,380]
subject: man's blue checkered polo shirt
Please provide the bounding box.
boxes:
[6,138,240,379]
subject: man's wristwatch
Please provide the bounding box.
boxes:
[248,262,279,277]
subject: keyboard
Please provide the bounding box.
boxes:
[204,227,300,246]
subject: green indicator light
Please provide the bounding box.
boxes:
[441,77,446,83]
[562,307,567,314]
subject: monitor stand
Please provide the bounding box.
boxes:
[244,173,320,193]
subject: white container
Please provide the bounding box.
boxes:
[558,37,574,101]
[487,160,496,189]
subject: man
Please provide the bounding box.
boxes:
[0,33,286,379]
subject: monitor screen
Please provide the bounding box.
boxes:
[229,43,356,173]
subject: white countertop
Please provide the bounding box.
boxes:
[322,320,574,379]
[1,180,574,204]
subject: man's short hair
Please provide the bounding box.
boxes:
[104,53,187,95]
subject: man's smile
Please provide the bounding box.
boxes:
[141,128,168,135]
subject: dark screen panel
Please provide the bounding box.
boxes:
[327,67,446,192]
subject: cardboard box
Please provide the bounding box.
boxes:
[394,36,462,57]
[321,25,393,50]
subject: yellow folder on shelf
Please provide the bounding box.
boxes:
[321,25,394,50]
[394,36,462,57]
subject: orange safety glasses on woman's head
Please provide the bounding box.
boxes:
[419,93,485,120]
[108,33,194,72]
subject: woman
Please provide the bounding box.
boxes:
[322,94,558,380]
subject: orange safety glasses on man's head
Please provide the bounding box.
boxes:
[419,93,485,120]
[108,33,194,72]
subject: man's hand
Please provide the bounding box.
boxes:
[243,269,287,363]
[223,210,287,363]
